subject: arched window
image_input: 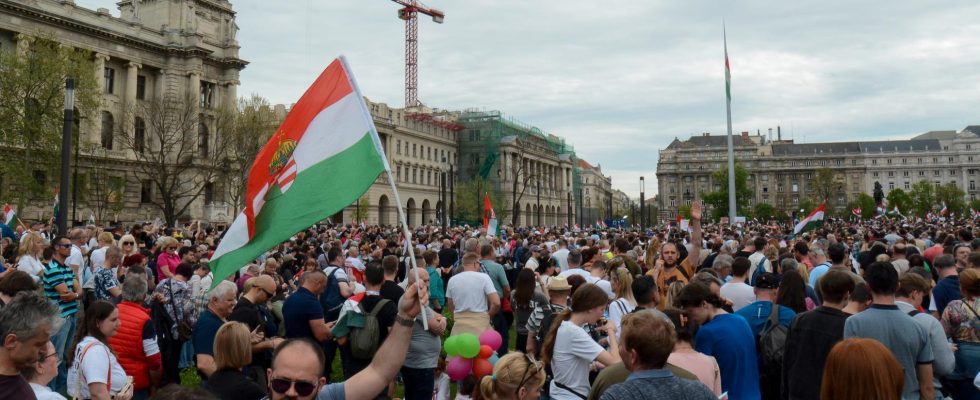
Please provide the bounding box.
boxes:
[134,117,146,153]
[198,122,209,157]
[101,111,114,149]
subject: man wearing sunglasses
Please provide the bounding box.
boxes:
[229,275,284,393]
[266,280,428,400]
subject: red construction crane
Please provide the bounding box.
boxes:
[390,0,444,108]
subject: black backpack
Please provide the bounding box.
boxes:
[759,304,788,399]
[319,266,345,321]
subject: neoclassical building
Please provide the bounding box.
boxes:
[0,0,245,223]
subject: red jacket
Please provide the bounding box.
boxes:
[109,301,160,390]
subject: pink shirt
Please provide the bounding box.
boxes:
[668,349,722,396]
[156,252,181,279]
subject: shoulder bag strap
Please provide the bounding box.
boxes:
[554,381,588,399]
[369,298,391,317]
[167,279,183,326]
[766,302,780,331]
[73,341,112,400]
[963,300,980,320]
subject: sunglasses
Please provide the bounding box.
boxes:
[122,242,134,246]
[260,287,276,298]
[515,353,544,394]
[56,243,71,249]
[270,377,317,396]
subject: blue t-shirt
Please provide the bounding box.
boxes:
[282,287,324,340]
[193,309,224,356]
[695,313,761,400]
[735,301,796,336]
[317,382,345,400]
[808,262,831,287]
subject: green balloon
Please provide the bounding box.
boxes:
[458,333,480,358]
[444,336,459,356]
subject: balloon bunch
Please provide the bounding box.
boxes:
[444,330,503,381]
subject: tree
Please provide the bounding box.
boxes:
[908,180,935,217]
[86,145,125,223]
[969,199,980,213]
[754,203,776,221]
[701,163,753,220]
[117,96,234,226]
[224,95,278,214]
[352,195,369,224]
[885,188,911,214]
[812,168,842,206]
[507,137,537,226]
[936,182,966,215]
[677,203,692,220]
[0,35,100,212]
[847,193,876,219]
[455,177,502,225]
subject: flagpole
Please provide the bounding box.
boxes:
[340,56,427,329]
[724,22,737,222]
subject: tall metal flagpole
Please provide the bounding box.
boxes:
[724,23,737,222]
[341,56,427,329]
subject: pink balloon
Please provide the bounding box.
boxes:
[479,329,503,351]
[447,356,473,381]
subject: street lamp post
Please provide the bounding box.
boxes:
[640,176,645,229]
[58,78,74,235]
[440,156,447,233]
[449,163,455,226]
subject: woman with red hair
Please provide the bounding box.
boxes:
[821,338,904,400]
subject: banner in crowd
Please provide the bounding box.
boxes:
[793,202,825,234]
[209,56,386,287]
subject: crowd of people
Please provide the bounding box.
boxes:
[0,202,979,400]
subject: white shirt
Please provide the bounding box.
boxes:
[594,279,614,299]
[524,257,539,271]
[16,255,45,281]
[747,252,771,279]
[553,248,570,272]
[90,247,108,270]
[608,298,635,339]
[30,382,67,400]
[68,337,128,399]
[550,321,603,399]
[557,268,590,281]
[446,271,496,313]
[720,281,756,311]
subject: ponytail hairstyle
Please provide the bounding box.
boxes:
[477,352,545,400]
[610,267,636,306]
[541,284,609,366]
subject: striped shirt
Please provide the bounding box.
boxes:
[43,260,78,318]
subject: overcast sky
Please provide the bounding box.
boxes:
[78,1,980,197]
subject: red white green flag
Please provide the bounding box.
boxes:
[483,193,498,237]
[793,202,826,235]
[210,57,387,286]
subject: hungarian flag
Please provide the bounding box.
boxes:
[483,193,498,237]
[793,202,826,235]
[87,213,95,225]
[2,204,15,226]
[940,202,948,216]
[209,57,387,287]
[851,207,861,217]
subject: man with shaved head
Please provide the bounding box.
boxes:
[229,274,285,391]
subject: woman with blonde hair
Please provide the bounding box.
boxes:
[90,232,116,271]
[155,237,181,280]
[118,234,140,258]
[821,338,904,400]
[475,352,545,400]
[644,237,662,271]
[16,231,46,281]
[607,267,636,337]
[203,322,264,400]
[664,281,686,310]
[941,267,980,398]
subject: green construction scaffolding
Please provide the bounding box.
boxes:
[455,110,578,225]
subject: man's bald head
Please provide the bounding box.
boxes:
[268,339,325,400]
[407,267,429,285]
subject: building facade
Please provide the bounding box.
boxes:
[577,159,612,225]
[456,110,577,227]
[656,126,980,220]
[0,0,245,223]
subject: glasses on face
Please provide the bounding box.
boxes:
[56,243,71,249]
[515,353,544,394]
[122,242,134,246]
[260,287,276,298]
[38,351,57,362]
[270,377,318,396]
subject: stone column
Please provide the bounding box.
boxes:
[188,71,201,108]
[156,69,169,100]
[14,33,33,57]
[91,53,110,143]
[224,79,239,110]
[125,62,141,104]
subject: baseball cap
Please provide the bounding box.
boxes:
[755,272,781,289]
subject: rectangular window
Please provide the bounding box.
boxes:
[971,181,976,190]
[397,166,402,181]
[136,75,146,100]
[889,182,895,190]
[140,180,152,203]
[397,140,401,155]
[200,81,215,109]
[413,144,417,158]
[888,171,894,177]
[204,182,215,204]
[904,182,910,190]
[104,67,115,94]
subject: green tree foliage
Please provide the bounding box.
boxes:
[969,199,980,213]
[0,35,100,210]
[885,188,911,214]
[702,163,753,220]
[454,177,502,225]
[754,203,776,221]
[677,203,692,220]
[935,182,966,215]
[847,193,877,219]
[812,168,842,206]
[909,180,935,217]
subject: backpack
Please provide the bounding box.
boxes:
[533,303,558,356]
[759,303,788,398]
[349,298,391,360]
[749,257,768,286]
[319,266,345,321]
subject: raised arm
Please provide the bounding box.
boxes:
[688,200,703,266]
